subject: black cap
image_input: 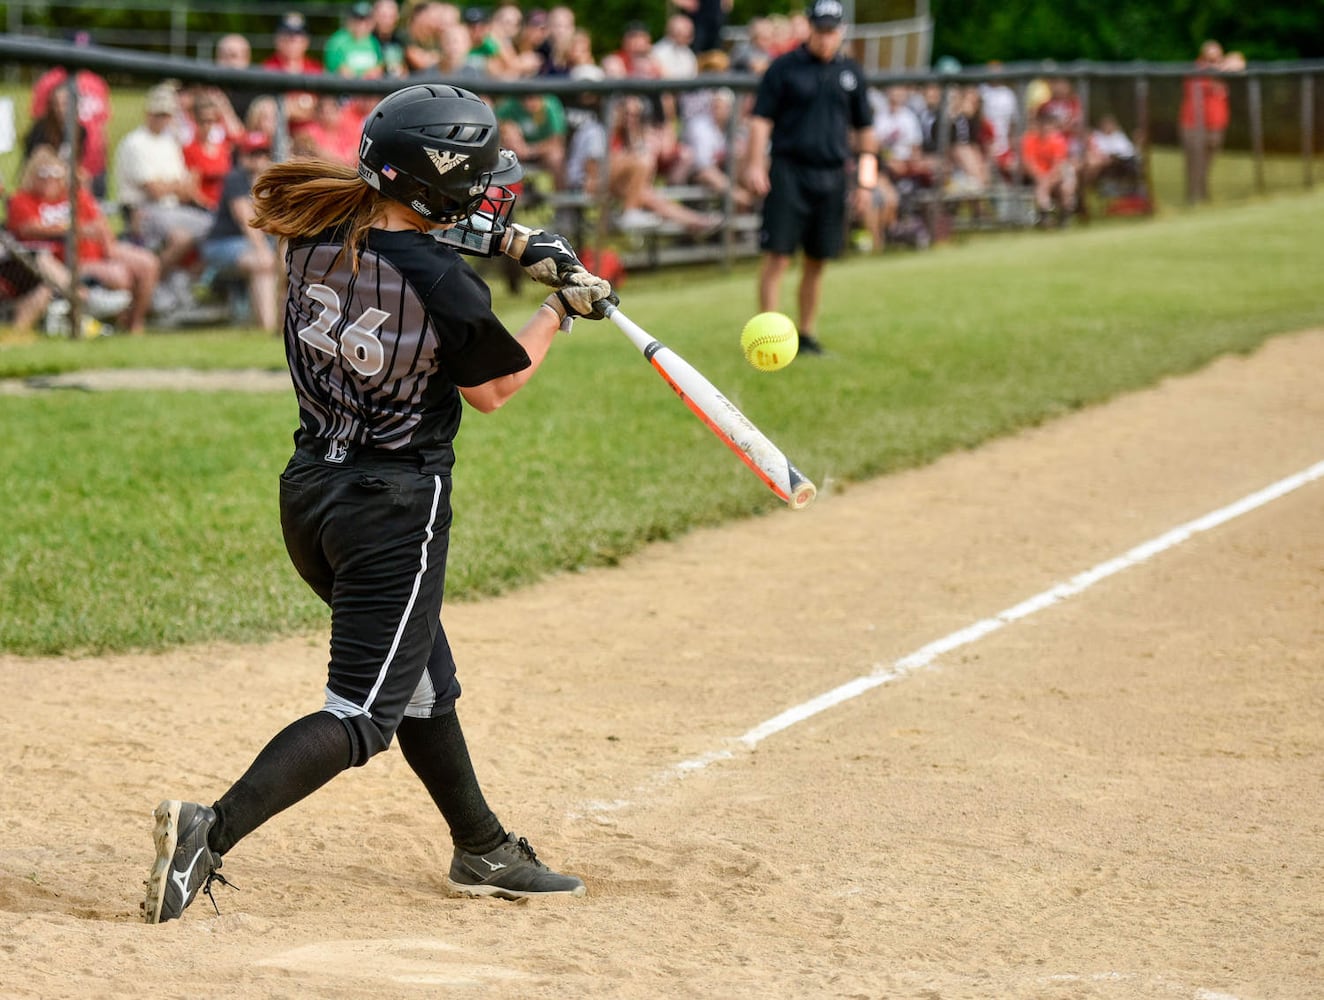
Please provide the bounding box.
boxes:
[275,12,309,35]
[807,0,844,29]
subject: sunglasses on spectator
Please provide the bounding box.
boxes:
[37,167,67,179]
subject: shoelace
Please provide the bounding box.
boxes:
[513,837,546,869]
[201,870,237,916]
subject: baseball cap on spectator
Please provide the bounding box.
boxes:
[462,7,489,25]
[349,1,373,18]
[144,83,180,115]
[527,8,548,28]
[807,0,844,29]
[275,12,309,36]
[623,20,650,35]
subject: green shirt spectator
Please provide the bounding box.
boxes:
[325,1,385,78]
[495,93,567,145]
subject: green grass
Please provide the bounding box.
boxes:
[2,188,1322,656]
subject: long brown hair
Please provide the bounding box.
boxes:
[249,158,385,269]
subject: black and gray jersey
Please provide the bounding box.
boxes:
[282,227,530,456]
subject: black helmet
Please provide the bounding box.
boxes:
[357,84,523,225]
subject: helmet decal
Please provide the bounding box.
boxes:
[426,148,470,177]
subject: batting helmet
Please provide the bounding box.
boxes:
[357,84,523,225]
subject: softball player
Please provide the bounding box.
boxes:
[143,84,615,923]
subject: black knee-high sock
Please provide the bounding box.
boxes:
[396,710,505,855]
[208,711,354,856]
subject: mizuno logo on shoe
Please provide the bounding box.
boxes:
[481,858,508,872]
[170,846,209,901]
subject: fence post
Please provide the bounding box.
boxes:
[63,74,84,340]
[1135,76,1154,211]
[1302,74,1316,189]
[1247,74,1265,195]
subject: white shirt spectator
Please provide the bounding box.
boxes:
[113,126,190,208]
[1090,125,1135,159]
[979,82,1019,158]
[652,15,697,79]
[871,91,924,162]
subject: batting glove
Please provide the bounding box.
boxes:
[543,272,618,322]
[502,223,585,288]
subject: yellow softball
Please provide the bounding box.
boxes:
[739,312,799,372]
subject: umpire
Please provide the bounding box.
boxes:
[743,0,877,355]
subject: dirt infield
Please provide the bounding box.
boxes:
[2,331,1321,1000]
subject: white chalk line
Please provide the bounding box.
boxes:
[575,459,1324,820]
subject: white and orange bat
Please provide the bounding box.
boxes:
[605,305,817,510]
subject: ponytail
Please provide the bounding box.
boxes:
[249,159,386,270]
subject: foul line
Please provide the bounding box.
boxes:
[577,459,1324,819]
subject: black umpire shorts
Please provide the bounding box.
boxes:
[759,158,849,260]
[278,444,461,748]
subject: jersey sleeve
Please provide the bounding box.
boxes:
[425,260,531,388]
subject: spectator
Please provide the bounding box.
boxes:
[1020,107,1077,224]
[604,23,684,180]
[372,0,410,78]
[404,2,459,75]
[214,33,257,123]
[978,64,1019,178]
[437,23,488,80]
[112,83,214,303]
[605,95,721,235]
[467,3,534,80]
[181,94,237,211]
[915,81,943,162]
[30,34,112,198]
[515,9,551,75]
[200,132,278,333]
[676,51,753,209]
[872,84,930,186]
[536,6,576,77]
[1040,76,1084,163]
[7,147,159,333]
[495,93,567,187]
[947,86,989,192]
[1083,113,1141,189]
[1181,39,1244,204]
[325,1,385,79]
[671,0,733,55]
[601,21,661,82]
[742,0,876,356]
[22,85,86,174]
[729,17,776,75]
[261,13,322,132]
[293,96,368,167]
[565,28,602,82]
[652,14,699,81]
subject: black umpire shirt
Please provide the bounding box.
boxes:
[753,43,873,169]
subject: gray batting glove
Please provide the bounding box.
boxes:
[503,223,584,288]
[544,273,617,321]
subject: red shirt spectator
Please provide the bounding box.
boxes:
[1021,125,1069,178]
[262,13,324,132]
[8,179,107,263]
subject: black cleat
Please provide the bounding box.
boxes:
[797,332,825,355]
[142,800,231,923]
[447,833,586,900]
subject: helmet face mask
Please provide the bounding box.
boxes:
[357,84,523,228]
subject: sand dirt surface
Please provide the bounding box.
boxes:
[2,332,1321,1000]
